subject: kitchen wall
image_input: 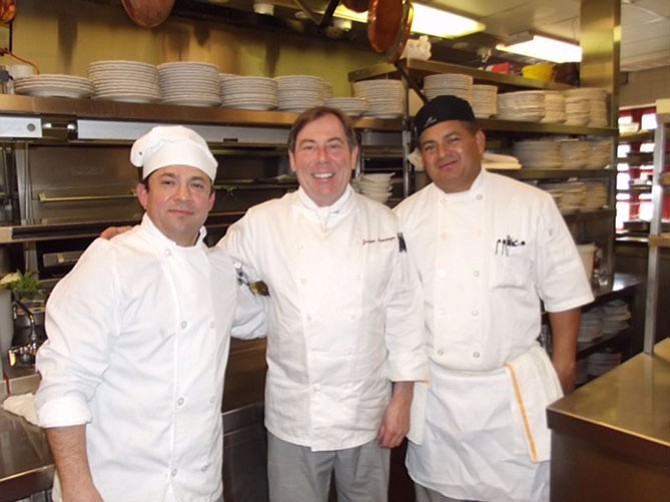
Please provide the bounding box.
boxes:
[7,1,668,111]
[3,0,381,96]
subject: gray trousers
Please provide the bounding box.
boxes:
[267,432,390,502]
[415,483,479,502]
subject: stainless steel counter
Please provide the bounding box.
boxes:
[0,338,267,501]
[547,338,670,501]
[0,408,53,502]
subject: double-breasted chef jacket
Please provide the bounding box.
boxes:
[36,215,267,502]
[220,186,428,451]
[395,171,594,502]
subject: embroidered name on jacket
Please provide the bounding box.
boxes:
[362,236,396,246]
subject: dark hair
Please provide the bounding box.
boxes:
[287,106,359,153]
[140,170,214,194]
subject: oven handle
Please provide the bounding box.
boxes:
[38,190,137,203]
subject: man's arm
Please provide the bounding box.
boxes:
[549,307,581,394]
[377,381,413,448]
[45,425,103,502]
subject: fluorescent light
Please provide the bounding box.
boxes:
[412,4,485,38]
[332,4,485,39]
[496,34,582,63]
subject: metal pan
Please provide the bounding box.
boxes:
[367,0,405,55]
[367,0,426,103]
[121,0,175,28]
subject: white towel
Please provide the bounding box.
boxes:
[2,392,39,425]
[504,346,563,462]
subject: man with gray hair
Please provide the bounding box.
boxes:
[220,106,427,501]
[36,125,267,502]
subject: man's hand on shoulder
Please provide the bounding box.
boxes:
[100,226,133,240]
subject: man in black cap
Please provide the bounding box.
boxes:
[394,96,594,502]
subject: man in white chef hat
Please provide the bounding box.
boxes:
[36,125,267,502]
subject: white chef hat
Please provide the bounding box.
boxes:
[130,125,218,181]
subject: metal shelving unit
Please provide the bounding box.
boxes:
[349,58,620,280]
[643,99,670,353]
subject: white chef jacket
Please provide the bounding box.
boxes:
[394,171,593,502]
[220,186,427,451]
[36,214,267,502]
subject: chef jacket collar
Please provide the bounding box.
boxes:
[296,185,354,231]
[141,213,207,249]
[296,184,353,213]
[434,169,486,201]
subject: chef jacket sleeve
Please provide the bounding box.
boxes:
[534,196,594,312]
[215,219,269,340]
[382,233,428,382]
[231,283,269,340]
[217,216,262,281]
[35,238,119,428]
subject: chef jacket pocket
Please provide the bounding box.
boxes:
[490,244,532,290]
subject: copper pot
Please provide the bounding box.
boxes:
[121,0,175,28]
[367,0,413,61]
[0,0,16,24]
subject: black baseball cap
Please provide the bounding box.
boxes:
[414,95,477,140]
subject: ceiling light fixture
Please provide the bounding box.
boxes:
[332,4,485,39]
[496,33,582,63]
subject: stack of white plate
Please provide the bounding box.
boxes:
[497,91,545,122]
[585,139,613,168]
[422,73,473,103]
[322,81,334,101]
[602,299,631,333]
[558,181,587,212]
[88,60,161,103]
[275,75,325,113]
[219,73,237,82]
[356,173,394,203]
[471,84,497,118]
[559,139,590,169]
[582,181,608,210]
[14,74,94,99]
[221,76,278,110]
[587,350,622,377]
[564,96,590,126]
[325,97,369,117]
[565,87,608,127]
[579,307,604,342]
[482,152,521,170]
[513,139,563,169]
[540,181,587,213]
[352,79,405,119]
[541,91,566,123]
[158,62,221,107]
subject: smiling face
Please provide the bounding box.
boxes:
[289,113,359,207]
[137,165,215,247]
[418,120,486,194]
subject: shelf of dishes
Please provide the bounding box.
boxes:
[0,94,404,144]
[349,59,616,137]
[489,168,616,181]
[619,130,656,144]
[348,58,573,92]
